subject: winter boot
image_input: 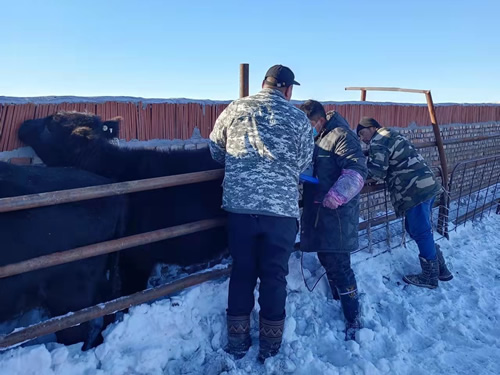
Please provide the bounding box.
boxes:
[225,315,251,359]
[258,316,285,363]
[338,284,361,341]
[403,256,439,289]
[435,244,453,281]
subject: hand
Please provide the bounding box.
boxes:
[322,190,344,210]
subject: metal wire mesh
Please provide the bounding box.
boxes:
[448,154,500,231]
[354,154,500,258]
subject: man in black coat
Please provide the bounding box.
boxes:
[300,100,367,340]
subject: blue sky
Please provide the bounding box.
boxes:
[1,0,498,103]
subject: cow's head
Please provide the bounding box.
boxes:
[19,111,121,166]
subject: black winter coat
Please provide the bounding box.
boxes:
[300,112,367,253]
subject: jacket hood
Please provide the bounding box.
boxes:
[324,110,351,133]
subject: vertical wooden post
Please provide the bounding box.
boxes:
[360,89,367,101]
[239,64,249,98]
[425,91,449,238]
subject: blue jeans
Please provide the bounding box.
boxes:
[404,197,437,260]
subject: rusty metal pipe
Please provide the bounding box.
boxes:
[441,134,500,146]
[424,91,449,237]
[360,182,386,194]
[425,91,448,183]
[0,267,232,350]
[0,169,224,213]
[359,213,398,231]
[366,134,500,151]
[0,218,226,279]
[345,87,430,94]
[240,63,249,98]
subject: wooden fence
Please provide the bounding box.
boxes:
[1,100,500,152]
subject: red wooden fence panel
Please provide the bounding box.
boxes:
[0,101,499,152]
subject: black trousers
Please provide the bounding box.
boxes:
[226,213,297,321]
[317,252,359,324]
[317,252,356,291]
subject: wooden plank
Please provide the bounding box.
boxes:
[0,267,231,349]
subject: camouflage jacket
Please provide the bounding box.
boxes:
[209,88,314,218]
[367,127,441,216]
[301,111,367,253]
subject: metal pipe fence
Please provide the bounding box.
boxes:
[0,168,226,350]
[448,154,500,231]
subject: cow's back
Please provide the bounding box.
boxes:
[0,162,127,348]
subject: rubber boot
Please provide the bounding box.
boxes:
[338,284,361,341]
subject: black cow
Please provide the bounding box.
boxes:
[0,161,126,349]
[19,111,228,296]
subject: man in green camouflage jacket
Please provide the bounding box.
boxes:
[209,65,314,362]
[357,117,453,289]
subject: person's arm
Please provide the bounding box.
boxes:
[366,140,390,182]
[208,104,233,165]
[297,115,315,172]
[323,131,368,210]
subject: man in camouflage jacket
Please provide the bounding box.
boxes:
[300,100,367,341]
[209,65,314,362]
[357,117,453,289]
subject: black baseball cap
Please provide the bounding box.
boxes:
[264,64,300,88]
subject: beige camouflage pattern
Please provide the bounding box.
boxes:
[367,127,441,216]
[209,88,314,218]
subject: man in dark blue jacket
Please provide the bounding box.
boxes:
[300,100,367,340]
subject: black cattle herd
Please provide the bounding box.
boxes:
[0,111,228,349]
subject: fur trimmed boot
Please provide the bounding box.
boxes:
[225,315,251,359]
[435,244,453,281]
[258,316,284,363]
[403,256,439,289]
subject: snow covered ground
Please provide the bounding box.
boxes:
[1,214,499,375]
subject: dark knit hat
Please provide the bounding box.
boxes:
[356,117,381,135]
